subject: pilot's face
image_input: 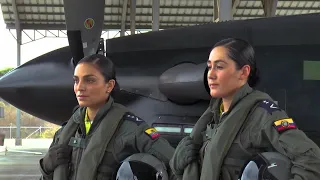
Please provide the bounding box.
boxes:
[207,46,249,99]
[73,62,113,108]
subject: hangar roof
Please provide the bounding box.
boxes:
[0,0,319,30]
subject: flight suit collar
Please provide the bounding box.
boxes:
[229,83,253,110]
[73,96,115,136]
[209,83,253,123]
[92,96,114,121]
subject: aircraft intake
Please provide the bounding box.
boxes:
[159,62,210,104]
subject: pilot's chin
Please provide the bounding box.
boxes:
[78,101,89,107]
[210,90,222,98]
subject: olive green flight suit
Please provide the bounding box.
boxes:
[39,96,175,180]
[184,83,320,180]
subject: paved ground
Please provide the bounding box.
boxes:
[0,147,48,180]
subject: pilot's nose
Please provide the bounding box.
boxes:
[207,68,216,80]
[75,80,86,92]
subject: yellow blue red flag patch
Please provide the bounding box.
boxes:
[144,127,160,140]
[273,118,296,133]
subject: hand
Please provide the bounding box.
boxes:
[169,136,201,176]
[41,144,72,174]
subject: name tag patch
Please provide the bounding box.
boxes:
[273,118,297,133]
[144,128,160,140]
[68,137,86,148]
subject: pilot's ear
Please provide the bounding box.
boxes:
[106,79,115,93]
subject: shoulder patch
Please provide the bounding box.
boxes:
[273,118,297,133]
[123,112,145,125]
[258,100,281,114]
[144,127,160,140]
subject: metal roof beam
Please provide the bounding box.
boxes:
[232,0,240,14]
[213,0,218,21]
[2,12,227,16]
[237,6,319,10]
[120,0,128,37]
[261,0,278,17]
[246,0,317,1]
[152,0,160,31]
[5,23,197,30]
[3,8,320,17]
[4,20,209,24]
[214,0,233,22]
[1,3,320,10]
[4,16,264,29]
[130,0,136,35]
[4,16,264,25]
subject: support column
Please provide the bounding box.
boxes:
[120,0,128,37]
[152,0,159,31]
[213,0,218,22]
[219,0,232,21]
[261,0,278,17]
[214,0,235,22]
[232,0,240,14]
[130,0,136,35]
[12,0,21,146]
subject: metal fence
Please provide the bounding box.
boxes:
[0,126,53,139]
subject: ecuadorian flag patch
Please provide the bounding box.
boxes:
[145,128,160,140]
[273,118,296,133]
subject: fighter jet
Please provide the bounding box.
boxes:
[0,0,319,147]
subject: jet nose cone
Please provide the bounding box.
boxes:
[0,46,78,125]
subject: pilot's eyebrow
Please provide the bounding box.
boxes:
[214,60,227,64]
[207,59,227,64]
[73,74,96,78]
[83,74,96,78]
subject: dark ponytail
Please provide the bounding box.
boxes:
[248,66,260,87]
[111,81,120,97]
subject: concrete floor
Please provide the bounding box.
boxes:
[0,148,48,180]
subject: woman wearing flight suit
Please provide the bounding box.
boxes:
[39,54,175,180]
[169,38,320,180]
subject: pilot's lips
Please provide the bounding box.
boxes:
[77,95,88,100]
[209,84,219,88]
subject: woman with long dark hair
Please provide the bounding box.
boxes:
[39,54,175,180]
[170,38,320,180]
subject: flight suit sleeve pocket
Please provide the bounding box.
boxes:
[278,130,314,157]
[277,129,320,179]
